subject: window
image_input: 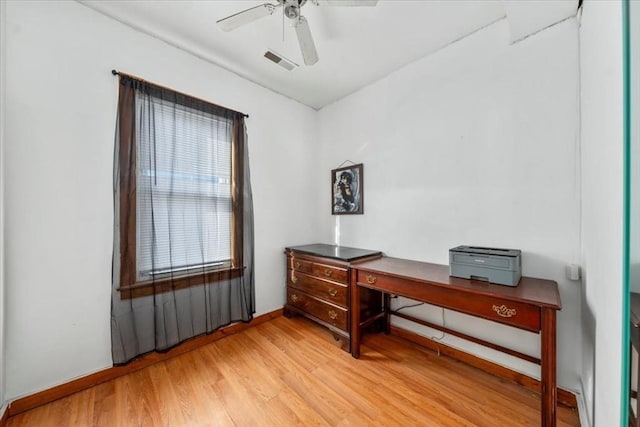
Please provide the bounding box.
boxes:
[111,74,254,362]
[116,81,246,298]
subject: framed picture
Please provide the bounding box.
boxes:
[331,163,363,215]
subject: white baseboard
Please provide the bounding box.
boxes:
[0,402,9,426]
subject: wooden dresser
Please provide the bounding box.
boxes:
[284,244,382,351]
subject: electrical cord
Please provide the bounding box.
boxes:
[430,309,446,355]
[391,300,446,356]
[391,302,425,313]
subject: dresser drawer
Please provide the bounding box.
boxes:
[357,270,541,332]
[311,263,348,284]
[287,289,347,331]
[288,270,347,307]
[290,257,313,275]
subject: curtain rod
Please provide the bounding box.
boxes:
[111,69,249,118]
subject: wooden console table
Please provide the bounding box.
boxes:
[350,257,562,427]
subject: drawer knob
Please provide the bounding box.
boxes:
[291,294,299,303]
[291,273,298,284]
[366,274,377,284]
[328,310,338,320]
[323,269,333,277]
[492,304,517,318]
[295,261,301,268]
[328,288,338,297]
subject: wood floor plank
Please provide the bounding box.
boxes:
[6,315,581,426]
[260,391,319,426]
[364,333,544,421]
[281,364,355,425]
[216,332,283,402]
[146,361,188,426]
[66,387,96,426]
[363,341,535,425]
[181,348,236,427]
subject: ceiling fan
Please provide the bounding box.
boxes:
[216,0,379,66]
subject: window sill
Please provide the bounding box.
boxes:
[117,266,244,299]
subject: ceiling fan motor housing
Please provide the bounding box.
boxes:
[281,0,307,20]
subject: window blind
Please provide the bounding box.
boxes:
[136,94,233,280]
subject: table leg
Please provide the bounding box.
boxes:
[383,293,391,334]
[541,308,557,427]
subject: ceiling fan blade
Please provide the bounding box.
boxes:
[294,16,319,66]
[321,0,378,6]
[216,3,279,32]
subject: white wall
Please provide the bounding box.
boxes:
[4,0,319,400]
[0,0,7,414]
[318,17,582,390]
[580,1,624,426]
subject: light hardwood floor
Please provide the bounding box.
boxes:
[6,316,580,426]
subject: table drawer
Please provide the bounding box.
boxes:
[288,270,347,308]
[357,271,541,332]
[287,289,347,331]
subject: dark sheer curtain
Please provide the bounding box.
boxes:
[111,75,255,364]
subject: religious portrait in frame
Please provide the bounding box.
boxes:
[331,163,363,215]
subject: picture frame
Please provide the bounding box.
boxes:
[331,163,363,215]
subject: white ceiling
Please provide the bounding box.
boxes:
[81,0,577,110]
